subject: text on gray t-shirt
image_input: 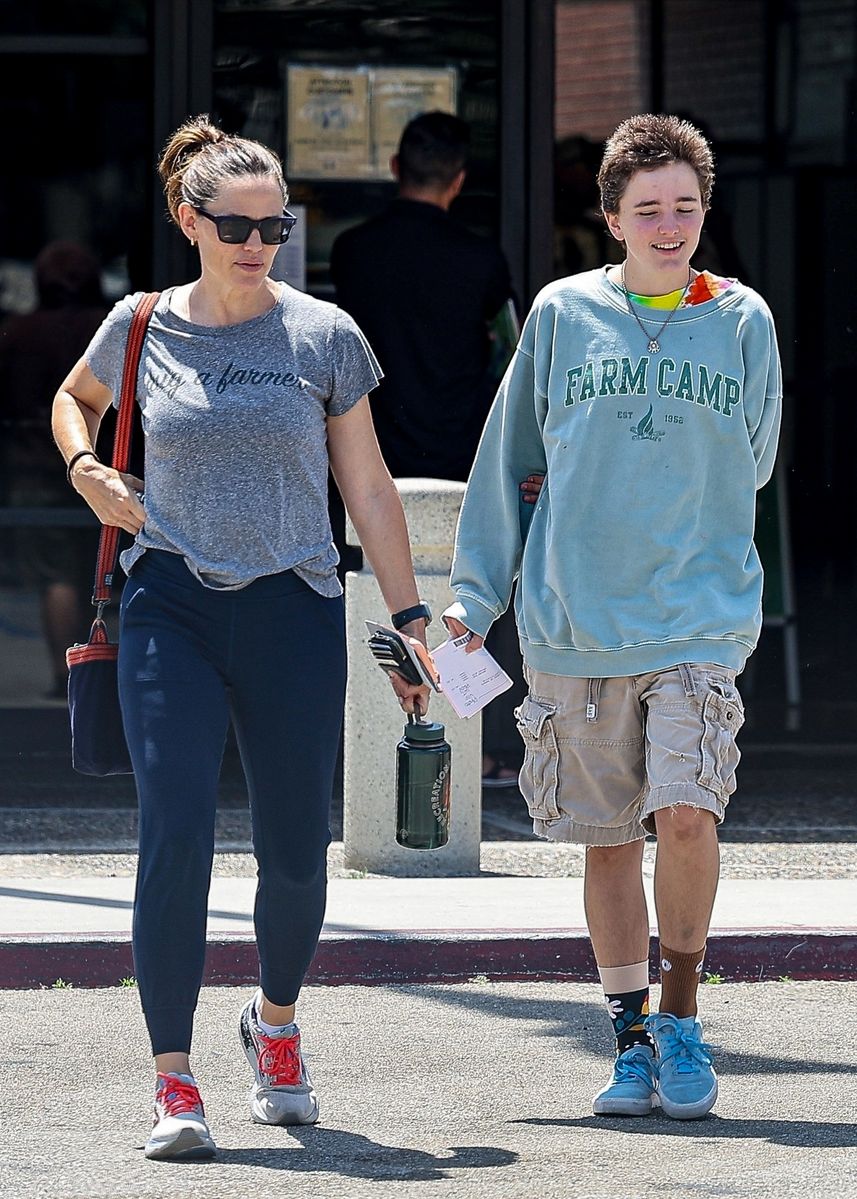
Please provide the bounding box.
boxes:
[84,283,382,594]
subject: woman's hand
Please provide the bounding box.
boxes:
[388,627,432,715]
[387,670,431,717]
[442,615,484,655]
[70,460,146,535]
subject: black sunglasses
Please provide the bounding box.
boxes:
[194,207,297,245]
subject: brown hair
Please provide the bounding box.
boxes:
[597,114,714,214]
[158,114,287,226]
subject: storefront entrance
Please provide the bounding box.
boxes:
[1,0,855,811]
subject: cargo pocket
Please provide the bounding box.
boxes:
[698,684,744,799]
[515,695,561,821]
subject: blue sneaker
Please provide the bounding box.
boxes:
[646,1013,718,1119]
[592,1044,658,1116]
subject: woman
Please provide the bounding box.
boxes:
[52,115,430,1160]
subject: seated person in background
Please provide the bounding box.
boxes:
[0,241,107,697]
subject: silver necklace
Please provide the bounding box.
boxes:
[621,264,692,354]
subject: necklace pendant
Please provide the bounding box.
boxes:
[648,339,661,353]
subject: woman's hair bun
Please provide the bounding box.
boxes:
[158,114,225,186]
[158,112,287,228]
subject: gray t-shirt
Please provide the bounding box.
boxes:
[85,284,382,594]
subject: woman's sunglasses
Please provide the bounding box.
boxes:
[194,207,298,245]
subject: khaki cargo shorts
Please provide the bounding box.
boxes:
[514,663,744,845]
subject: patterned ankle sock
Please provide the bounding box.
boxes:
[658,943,706,1018]
[598,960,652,1054]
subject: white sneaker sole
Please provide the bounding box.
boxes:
[145,1125,217,1160]
[657,1076,718,1120]
[592,1091,658,1117]
[249,1084,319,1126]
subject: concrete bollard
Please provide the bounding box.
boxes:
[343,479,481,876]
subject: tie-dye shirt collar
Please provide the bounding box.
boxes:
[625,270,736,310]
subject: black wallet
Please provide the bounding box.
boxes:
[365,621,441,690]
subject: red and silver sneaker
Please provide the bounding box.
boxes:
[144,1072,216,1161]
[238,990,319,1125]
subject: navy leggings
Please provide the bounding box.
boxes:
[118,550,345,1055]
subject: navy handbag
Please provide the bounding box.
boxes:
[66,291,159,775]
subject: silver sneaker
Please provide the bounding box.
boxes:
[239,990,319,1125]
[144,1072,216,1160]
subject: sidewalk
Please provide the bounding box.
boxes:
[1,843,855,989]
[4,980,856,1199]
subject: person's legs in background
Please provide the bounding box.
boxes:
[41,580,82,693]
[16,523,94,699]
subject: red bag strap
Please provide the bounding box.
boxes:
[91,291,160,606]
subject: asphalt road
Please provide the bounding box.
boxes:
[1,981,855,1199]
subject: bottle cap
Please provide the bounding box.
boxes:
[403,716,446,743]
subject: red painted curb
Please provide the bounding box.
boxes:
[0,930,854,989]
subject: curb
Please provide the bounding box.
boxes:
[1,929,854,989]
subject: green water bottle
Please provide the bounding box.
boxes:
[396,714,451,850]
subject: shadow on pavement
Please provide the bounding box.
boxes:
[518,1114,857,1149]
[0,882,253,924]
[398,984,611,1053]
[715,1049,855,1076]
[215,1129,518,1179]
[401,987,853,1083]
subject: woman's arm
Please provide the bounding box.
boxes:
[52,359,145,534]
[327,396,430,715]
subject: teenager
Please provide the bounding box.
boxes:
[445,114,781,1119]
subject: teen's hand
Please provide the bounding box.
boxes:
[520,473,545,505]
[442,616,484,655]
[70,460,146,534]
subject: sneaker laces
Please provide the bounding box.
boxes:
[155,1074,204,1117]
[656,1020,714,1075]
[257,1032,302,1086]
[614,1048,655,1086]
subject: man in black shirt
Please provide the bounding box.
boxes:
[331,111,512,482]
[332,113,520,785]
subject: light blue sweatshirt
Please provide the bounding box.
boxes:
[449,267,782,677]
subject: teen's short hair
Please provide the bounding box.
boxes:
[597,114,715,214]
[397,111,469,189]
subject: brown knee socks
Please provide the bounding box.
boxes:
[658,944,706,1018]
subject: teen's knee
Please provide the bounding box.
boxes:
[653,803,716,843]
[585,839,645,871]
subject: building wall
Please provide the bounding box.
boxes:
[555,0,645,141]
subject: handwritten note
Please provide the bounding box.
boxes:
[431,633,513,719]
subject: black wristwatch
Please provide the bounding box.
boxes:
[391,602,432,631]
